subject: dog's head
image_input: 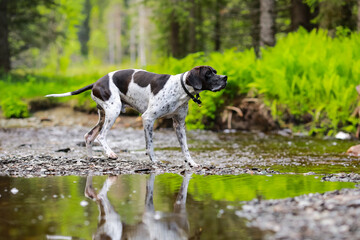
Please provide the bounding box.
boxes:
[186,66,227,92]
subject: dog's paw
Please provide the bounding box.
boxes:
[107,152,118,160]
[108,176,118,184]
[188,161,200,168]
[85,187,98,201]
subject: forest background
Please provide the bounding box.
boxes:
[1,0,360,136]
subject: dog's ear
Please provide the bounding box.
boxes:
[186,67,203,90]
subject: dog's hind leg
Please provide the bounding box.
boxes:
[96,101,121,159]
[84,108,105,158]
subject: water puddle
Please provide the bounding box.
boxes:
[0,173,354,239]
[186,131,360,174]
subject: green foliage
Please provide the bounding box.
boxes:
[1,97,29,118]
[147,29,360,134]
[0,70,104,117]
[250,28,360,134]
[1,30,360,135]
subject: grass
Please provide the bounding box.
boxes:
[0,70,106,116]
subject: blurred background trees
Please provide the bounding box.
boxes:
[1,0,359,73]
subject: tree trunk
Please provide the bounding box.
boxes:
[260,0,276,47]
[170,13,181,58]
[318,0,355,35]
[214,0,221,51]
[340,0,355,30]
[130,26,136,65]
[78,0,91,57]
[250,0,260,57]
[0,0,10,72]
[358,0,360,31]
[138,1,146,66]
[197,2,204,54]
[290,0,313,31]
[114,5,122,63]
[108,11,115,64]
[189,0,196,53]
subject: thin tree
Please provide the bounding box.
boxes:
[358,0,360,31]
[138,0,146,66]
[0,0,10,72]
[290,0,313,31]
[260,0,276,47]
[77,0,91,57]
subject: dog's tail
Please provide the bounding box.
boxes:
[45,83,94,98]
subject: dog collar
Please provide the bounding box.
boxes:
[180,73,202,107]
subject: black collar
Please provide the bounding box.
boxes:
[180,72,202,106]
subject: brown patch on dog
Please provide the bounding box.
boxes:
[112,69,135,95]
[186,66,217,90]
[133,71,171,95]
[92,74,111,101]
[185,66,203,90]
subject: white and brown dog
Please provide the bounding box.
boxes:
[46,66,227,167]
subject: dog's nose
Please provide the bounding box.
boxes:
[222,75,228,81]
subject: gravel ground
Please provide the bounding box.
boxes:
[237,187,360,240]
[0,125,279,177]
[1,108,360,240]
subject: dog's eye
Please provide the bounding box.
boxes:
[206,71,212,77]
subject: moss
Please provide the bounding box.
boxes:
[1,98,29,118]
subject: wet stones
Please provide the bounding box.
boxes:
[0,151,280,177]
[237,188,360,240]
[322,173,360,183]
[346,144,360,156]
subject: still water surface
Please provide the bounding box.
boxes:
[0,173,355,239]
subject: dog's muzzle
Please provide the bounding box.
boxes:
[212,75,227,92]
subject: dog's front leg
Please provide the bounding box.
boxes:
[174,172,191,211]
[145,174,155,213]
[142,114,157,163]
[173,113,199,168]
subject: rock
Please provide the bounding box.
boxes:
[346,144,360,156]
[18,144,32,148]
[55,148,71,153]
[276,128,292,137]
[10,188,19,194]
[335,131,351,140]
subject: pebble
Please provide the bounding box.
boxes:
[10,188,19,195]
[335,131,351,140]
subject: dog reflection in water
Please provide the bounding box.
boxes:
[85,174,191,240]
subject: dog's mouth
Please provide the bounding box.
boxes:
[211,82,227,92]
